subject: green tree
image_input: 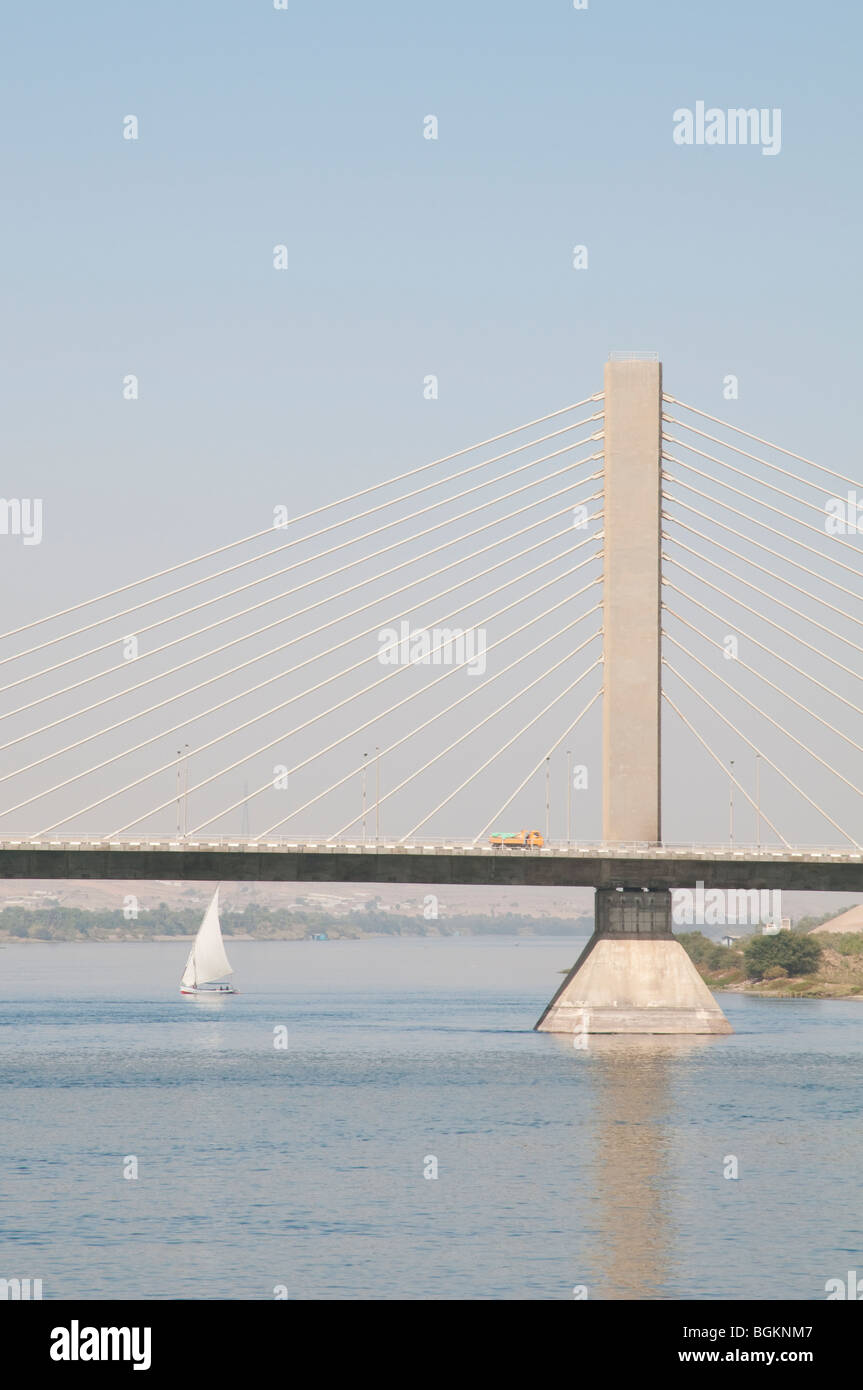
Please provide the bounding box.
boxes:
[795,909,855,933]
[676,931,738,971]
[744,931,822,981]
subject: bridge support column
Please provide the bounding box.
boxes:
[533,355,731,1035]
[535,889,732,1034]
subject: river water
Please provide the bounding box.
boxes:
[1,936,860,1300]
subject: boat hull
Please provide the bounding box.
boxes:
[180,984,238,995]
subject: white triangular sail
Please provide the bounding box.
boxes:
[181,888,233,987]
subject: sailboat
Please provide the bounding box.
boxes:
[180,888,238,995]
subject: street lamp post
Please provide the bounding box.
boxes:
[566,749,572,848]
[545,757,551,842]
[176,744,189,838]
[362,752,368,843]
[755,754,761,849]
[375,746,380,843]
[729,759,735,846]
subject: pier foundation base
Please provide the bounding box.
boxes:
[535,889,732,1035]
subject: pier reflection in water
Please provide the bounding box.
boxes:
[551,1035,720,1300]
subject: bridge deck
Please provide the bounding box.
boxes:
[1,840,861,890]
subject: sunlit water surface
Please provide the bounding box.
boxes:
[1,937,861,1300]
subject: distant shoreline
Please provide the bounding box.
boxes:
[0,901,595,945]
[0,930,590,944]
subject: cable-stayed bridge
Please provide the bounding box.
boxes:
[1,356,861,883]
[2,354,861,1030]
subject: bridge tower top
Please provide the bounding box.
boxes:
[601,355,663,843]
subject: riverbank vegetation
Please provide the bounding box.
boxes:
[0,902,594,942]
[678,928,863,999]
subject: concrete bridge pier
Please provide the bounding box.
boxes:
[535,354,731,1036]
[535,888,732,1035]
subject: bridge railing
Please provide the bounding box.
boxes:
[0,835,861,860]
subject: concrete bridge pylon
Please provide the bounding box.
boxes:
[536,356,732,1036]
[535,888,732,1034]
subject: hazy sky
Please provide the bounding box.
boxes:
[1,1,861,846]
